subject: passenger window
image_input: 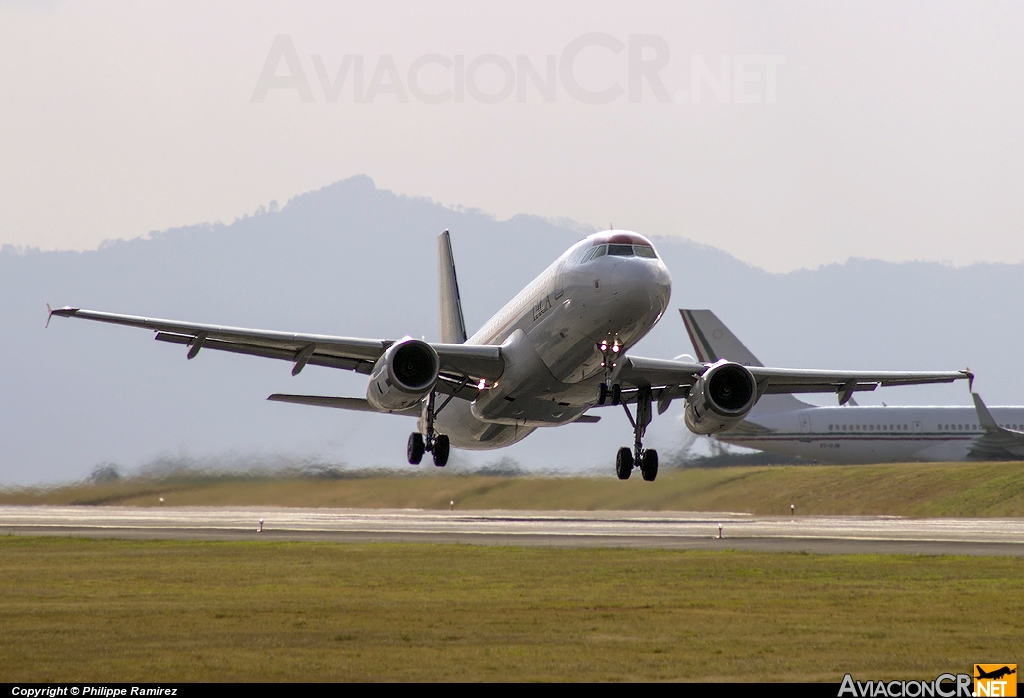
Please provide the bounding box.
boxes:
[607,244,634,256]
[634,245,657,258]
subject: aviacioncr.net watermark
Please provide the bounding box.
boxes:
[251,33,783,106]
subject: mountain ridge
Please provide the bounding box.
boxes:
[2,175,1020,485]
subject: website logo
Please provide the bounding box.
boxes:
[975,665,1017,697]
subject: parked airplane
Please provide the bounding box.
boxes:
[680,308,1024,463]
[46,231,971,481]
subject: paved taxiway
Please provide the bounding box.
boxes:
[2,506,1024,555]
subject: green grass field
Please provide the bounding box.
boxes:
[0,537,1020,682]
[4,461,1024,516]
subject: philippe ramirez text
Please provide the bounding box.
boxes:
[11,690,178,698]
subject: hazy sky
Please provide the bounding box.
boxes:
[2,1,1022,272]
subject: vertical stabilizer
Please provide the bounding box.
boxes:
[680,309,763,366]
[679,308,812,412]
[438,230,468,344]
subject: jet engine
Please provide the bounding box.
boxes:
[366,338,440,411]
[684,361,758,435]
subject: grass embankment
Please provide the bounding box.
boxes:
[4,462,1024,516]
[0,537,1019,682]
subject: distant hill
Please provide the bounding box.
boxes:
[2,175,1022,485]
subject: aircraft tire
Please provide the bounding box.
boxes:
[615,447,633,480]
[641,449,658,481]
[611,384,622,405]
[433,434,451,467]
[598,383,608,405]
[407,432,425,465]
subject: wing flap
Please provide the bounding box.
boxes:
[51,306,506,383]
[267,393,420,415]
[749,366,970,388]
[612,352,970,405]
[155,333,372,372]
[53,307,387,360]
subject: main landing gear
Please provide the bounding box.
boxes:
[594,339,658,481]
[613,385,658,482]
[407,390,451,467]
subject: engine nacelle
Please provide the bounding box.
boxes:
[684,361,758,435]
[366,338,440,412]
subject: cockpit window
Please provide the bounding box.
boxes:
[582,243,659,262]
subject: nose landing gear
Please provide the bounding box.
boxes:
[615,385,658,481]
[407,390,452,467]
[596,339,622,406]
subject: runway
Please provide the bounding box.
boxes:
[3,505,1024,555]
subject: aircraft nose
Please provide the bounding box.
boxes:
[608,257,672,317]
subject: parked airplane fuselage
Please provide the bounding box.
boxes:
[722,405,1024,463]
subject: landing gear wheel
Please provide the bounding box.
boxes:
[407,432,425,465]
[598,383,609,405]
[433,434,450,467]
[640,449,659,481]
[611,384,622,405]
[615,447,633,480]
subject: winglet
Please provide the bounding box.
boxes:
[972,392,1000,431]
[965,368,975,392]
[46,303,53,328]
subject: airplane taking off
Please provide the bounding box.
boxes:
[48,231,971,481]
[680,308,1024,463]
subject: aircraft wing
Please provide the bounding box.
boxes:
[47,306,504,397]
[611,355,971,411]
[967,393,1024,459]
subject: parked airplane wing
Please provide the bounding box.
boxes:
[968,393,1024,459]
[47,306,505,387]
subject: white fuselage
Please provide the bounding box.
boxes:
[427,232,672,450]
[721,404,1024,463]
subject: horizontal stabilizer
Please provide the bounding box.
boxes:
[267,394,420,416]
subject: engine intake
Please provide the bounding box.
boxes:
[366,339,440,412]
[684,361,758,435]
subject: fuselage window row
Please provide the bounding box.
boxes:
[826,423,1023,433]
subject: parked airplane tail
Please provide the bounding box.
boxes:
[680,309,763,366]
[679,308,812,412]
[438,230,468,344]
